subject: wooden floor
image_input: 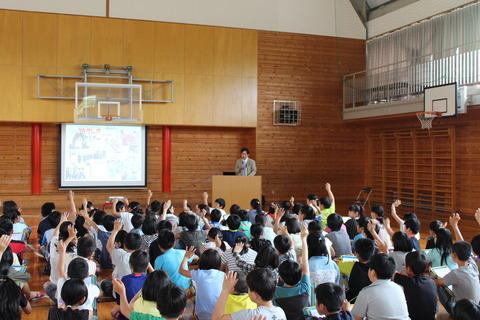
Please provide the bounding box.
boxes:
[20,218,451,320]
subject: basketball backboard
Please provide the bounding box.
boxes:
[424,83,457,117]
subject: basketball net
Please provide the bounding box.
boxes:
[416,111,441,130]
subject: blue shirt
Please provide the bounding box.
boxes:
[98,230,112,269]
[191,269,225,320]
[118,273,147,320]
[222,230,246,247]
[154,249,192,289]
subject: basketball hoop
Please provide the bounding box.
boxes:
[102,115,119,121]
[416,111,442,130]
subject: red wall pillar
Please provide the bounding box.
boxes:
[162,126,171,193]
[31,123,42,194]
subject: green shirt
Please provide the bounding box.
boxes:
[130,311,166,320]
[321,203,336,229]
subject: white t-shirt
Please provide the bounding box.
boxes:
[49,236,77,284]
[231,306,287,320]
[56,277,100,310]
[120,212,134,232]
[112,248,132,279]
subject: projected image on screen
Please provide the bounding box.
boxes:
[60,124,146,188]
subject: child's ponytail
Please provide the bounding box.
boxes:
[0,275,24,319]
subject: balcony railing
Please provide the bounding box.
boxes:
[343,41,480,111]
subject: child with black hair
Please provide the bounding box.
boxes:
[232,242,280,281]
[273,233,297,265]
[148,220,173,266]
[222,215,246,247]
[80,209,117,269]
[113,250,150,320]
[238,210,252,239]
[212,269,287,320]
[179,247,225,320]
[0,234,32,319]
[201,227,231,254]
[307,232,340,285]
[108,220,143,281]
[306,283,353,320]
[393,251,437,320]
[250,223,271,252]
[247,198,263,223]
[76,236,97,276]
[319,183,336,228]
[352,217,378,251]
[370,204,392,247]
[55,231,100,317]
[404,217,421,251]
[202,192,228,221]
[224,271,256,314]
[154,229,198,290]
[44,215,78,301]
[389,231,413,274]
[426,227,457,269]
[202,208,225,230]
[434,241,480,315]
[325,213,352,258]
[426,220,444,249]
[452,299,480,320]
[48,279,89,320]
[179,214,204,254]
[255,214,277,243]
[140,216,158,251]
[300,205,316,228]
[472,234,480,271]
[157,283,187,320]
[346,238,374,303]
[111,197,135,232]
[273,226,311,320]
[344,204,364,240]
[221,234,257,272]
[131,214,145,235]
[351,253,409,320]
[38,201,56,241]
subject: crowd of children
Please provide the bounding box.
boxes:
[0,184,480,320]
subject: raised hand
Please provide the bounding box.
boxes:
[0,234,11,254]
[184,246,196,259]
[475,208,480,226]
[113,219,123,232]
[233,242,244,254]
[393,199,401,207]
[222,271,238,292]
[67,224,76,240]
[279,225,289,236]
[449,212,461,227]
[60,212,69,224]
[148,189,153,198]
[57,239,68,254]
[325,182,331,191]
[112,278,126,296]
[300,225,309,239]
[375,239,388,253]
[271,202,279,211]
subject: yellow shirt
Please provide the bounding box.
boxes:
[134,296,162,317]
[224,293,257,314]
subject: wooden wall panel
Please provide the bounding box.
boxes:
[242,78,257,127]
[0,10,257,127]
[22,66,57,122]
[22,12,57,67]
[154,22,185,74]
[257,31,367,208]
[0,10,22,66]
[153,73,185,125]
[183,75,214,126]
[90,17,124,66]
[213,77,243,126]
[0,66,23,121]
[214,28,243,77]
[123,20,155,73]
[185,25,215,76]
[57,15,91,68]
[242,29,258,79]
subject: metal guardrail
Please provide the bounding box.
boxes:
[343,41,480,110]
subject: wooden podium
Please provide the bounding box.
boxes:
[212,176,262,210]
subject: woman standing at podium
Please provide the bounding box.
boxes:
[234,148,257,176]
